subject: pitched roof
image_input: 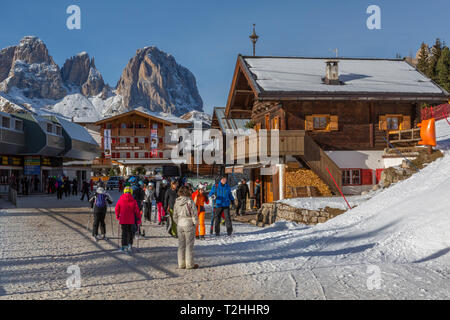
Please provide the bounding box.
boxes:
[94,107,190,126]
[241,56,449,97]
[213,107,250,132]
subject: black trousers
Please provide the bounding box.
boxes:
[72,186,77,195]
[214,206,232,236]
[93,209,106,236]
[57,188,63,199]
[80,190,90,201]
[121,224,134,247]
[236,199,247,215]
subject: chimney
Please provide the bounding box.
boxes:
[324,60,341,85]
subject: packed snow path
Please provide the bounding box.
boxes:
[1,147,450,301]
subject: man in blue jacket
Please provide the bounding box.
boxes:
[209,176,235,236]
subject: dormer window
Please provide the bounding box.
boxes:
[47,123,53,133]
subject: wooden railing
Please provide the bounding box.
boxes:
[299,135,342,195]
[388,128,421,144]
[233,130,306,160]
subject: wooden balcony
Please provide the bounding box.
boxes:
[233,130,306,160]
[92,158,112,167]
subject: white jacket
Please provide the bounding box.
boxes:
[173,196,199,228]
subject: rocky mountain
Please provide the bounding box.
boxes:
[0,36,66,101]
[180,110,212,128]
[0,36,204,120]
[116,46,203,115]
[61,52,108,98]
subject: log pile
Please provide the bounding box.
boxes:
[285,168,332,197]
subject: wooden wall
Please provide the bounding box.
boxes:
[252,100,418,151]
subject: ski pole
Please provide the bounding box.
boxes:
[109,205,115,237]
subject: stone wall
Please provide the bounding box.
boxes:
[255,202,346,227]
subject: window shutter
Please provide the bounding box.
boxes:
[379,115,387,131]
[361,169,373,185]
[402,115,411,130]
[329,115,339,131]
[305,116,314,131]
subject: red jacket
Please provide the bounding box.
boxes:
[115,193,141,225]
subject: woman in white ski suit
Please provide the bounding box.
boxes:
[173,186,199,269]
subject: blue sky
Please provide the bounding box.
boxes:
[0,0,449,114]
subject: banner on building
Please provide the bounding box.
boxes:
[104,129,112,158]
[151,129,158,149]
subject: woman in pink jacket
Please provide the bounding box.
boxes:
[115,187,141,253]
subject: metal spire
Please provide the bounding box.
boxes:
[249,24,259,56]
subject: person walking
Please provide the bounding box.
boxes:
[254,179,261,209]
[164,181,179,237]
[72,178,78,196]
[143,183,155,223]
[80,180,90,201]
[236,179,250,216]
[56,177,63,200]
[209,176,235,237]
[155,179,168,225]
[173,186,199,270]
[192,184,209,240]
[115,186,141,253]
[89,187,113,241]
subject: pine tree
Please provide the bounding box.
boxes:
[427,38,443,80]
[436,46,450,91]
[417,42,430,74]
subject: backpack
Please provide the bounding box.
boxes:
[95,193,107,208]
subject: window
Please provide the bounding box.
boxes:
[120,137,126,144]
[379,114,410,131]
[106,124,112,129]
[342,169,362,186]
[47,123,53,133]
[313,116,328,130]
[56,125,62,136]
[306,115,339,132]
[121,123,127,129]
[2,116,10,129]
[14,120,23,131]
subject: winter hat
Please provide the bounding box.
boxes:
[124,186,133,194]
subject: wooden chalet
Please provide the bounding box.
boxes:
[94,107,191,176]
[222,55,449,203]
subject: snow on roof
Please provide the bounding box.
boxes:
[134,107,190,124]
[54,116,98,145]
[243,57,447,95]
[214,107,250,131]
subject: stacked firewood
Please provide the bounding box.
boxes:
[285,168,332,197]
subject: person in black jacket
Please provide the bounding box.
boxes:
[80,180,90,201]
[164,181,179,237]
[236,179,250,216]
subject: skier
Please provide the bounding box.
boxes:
[173,186,199,269]
[164,181,179,237]
[236,179,250,216]
[89,187,113,241]
[143,183,155,223]
[209,180,219,235]
[115,186,141,253]
[192,184,209,240]
[209,176,234,237]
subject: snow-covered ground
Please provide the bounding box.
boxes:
[0,120,449,300]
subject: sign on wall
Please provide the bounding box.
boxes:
[151,129,158,149]
[24,156,41,176]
